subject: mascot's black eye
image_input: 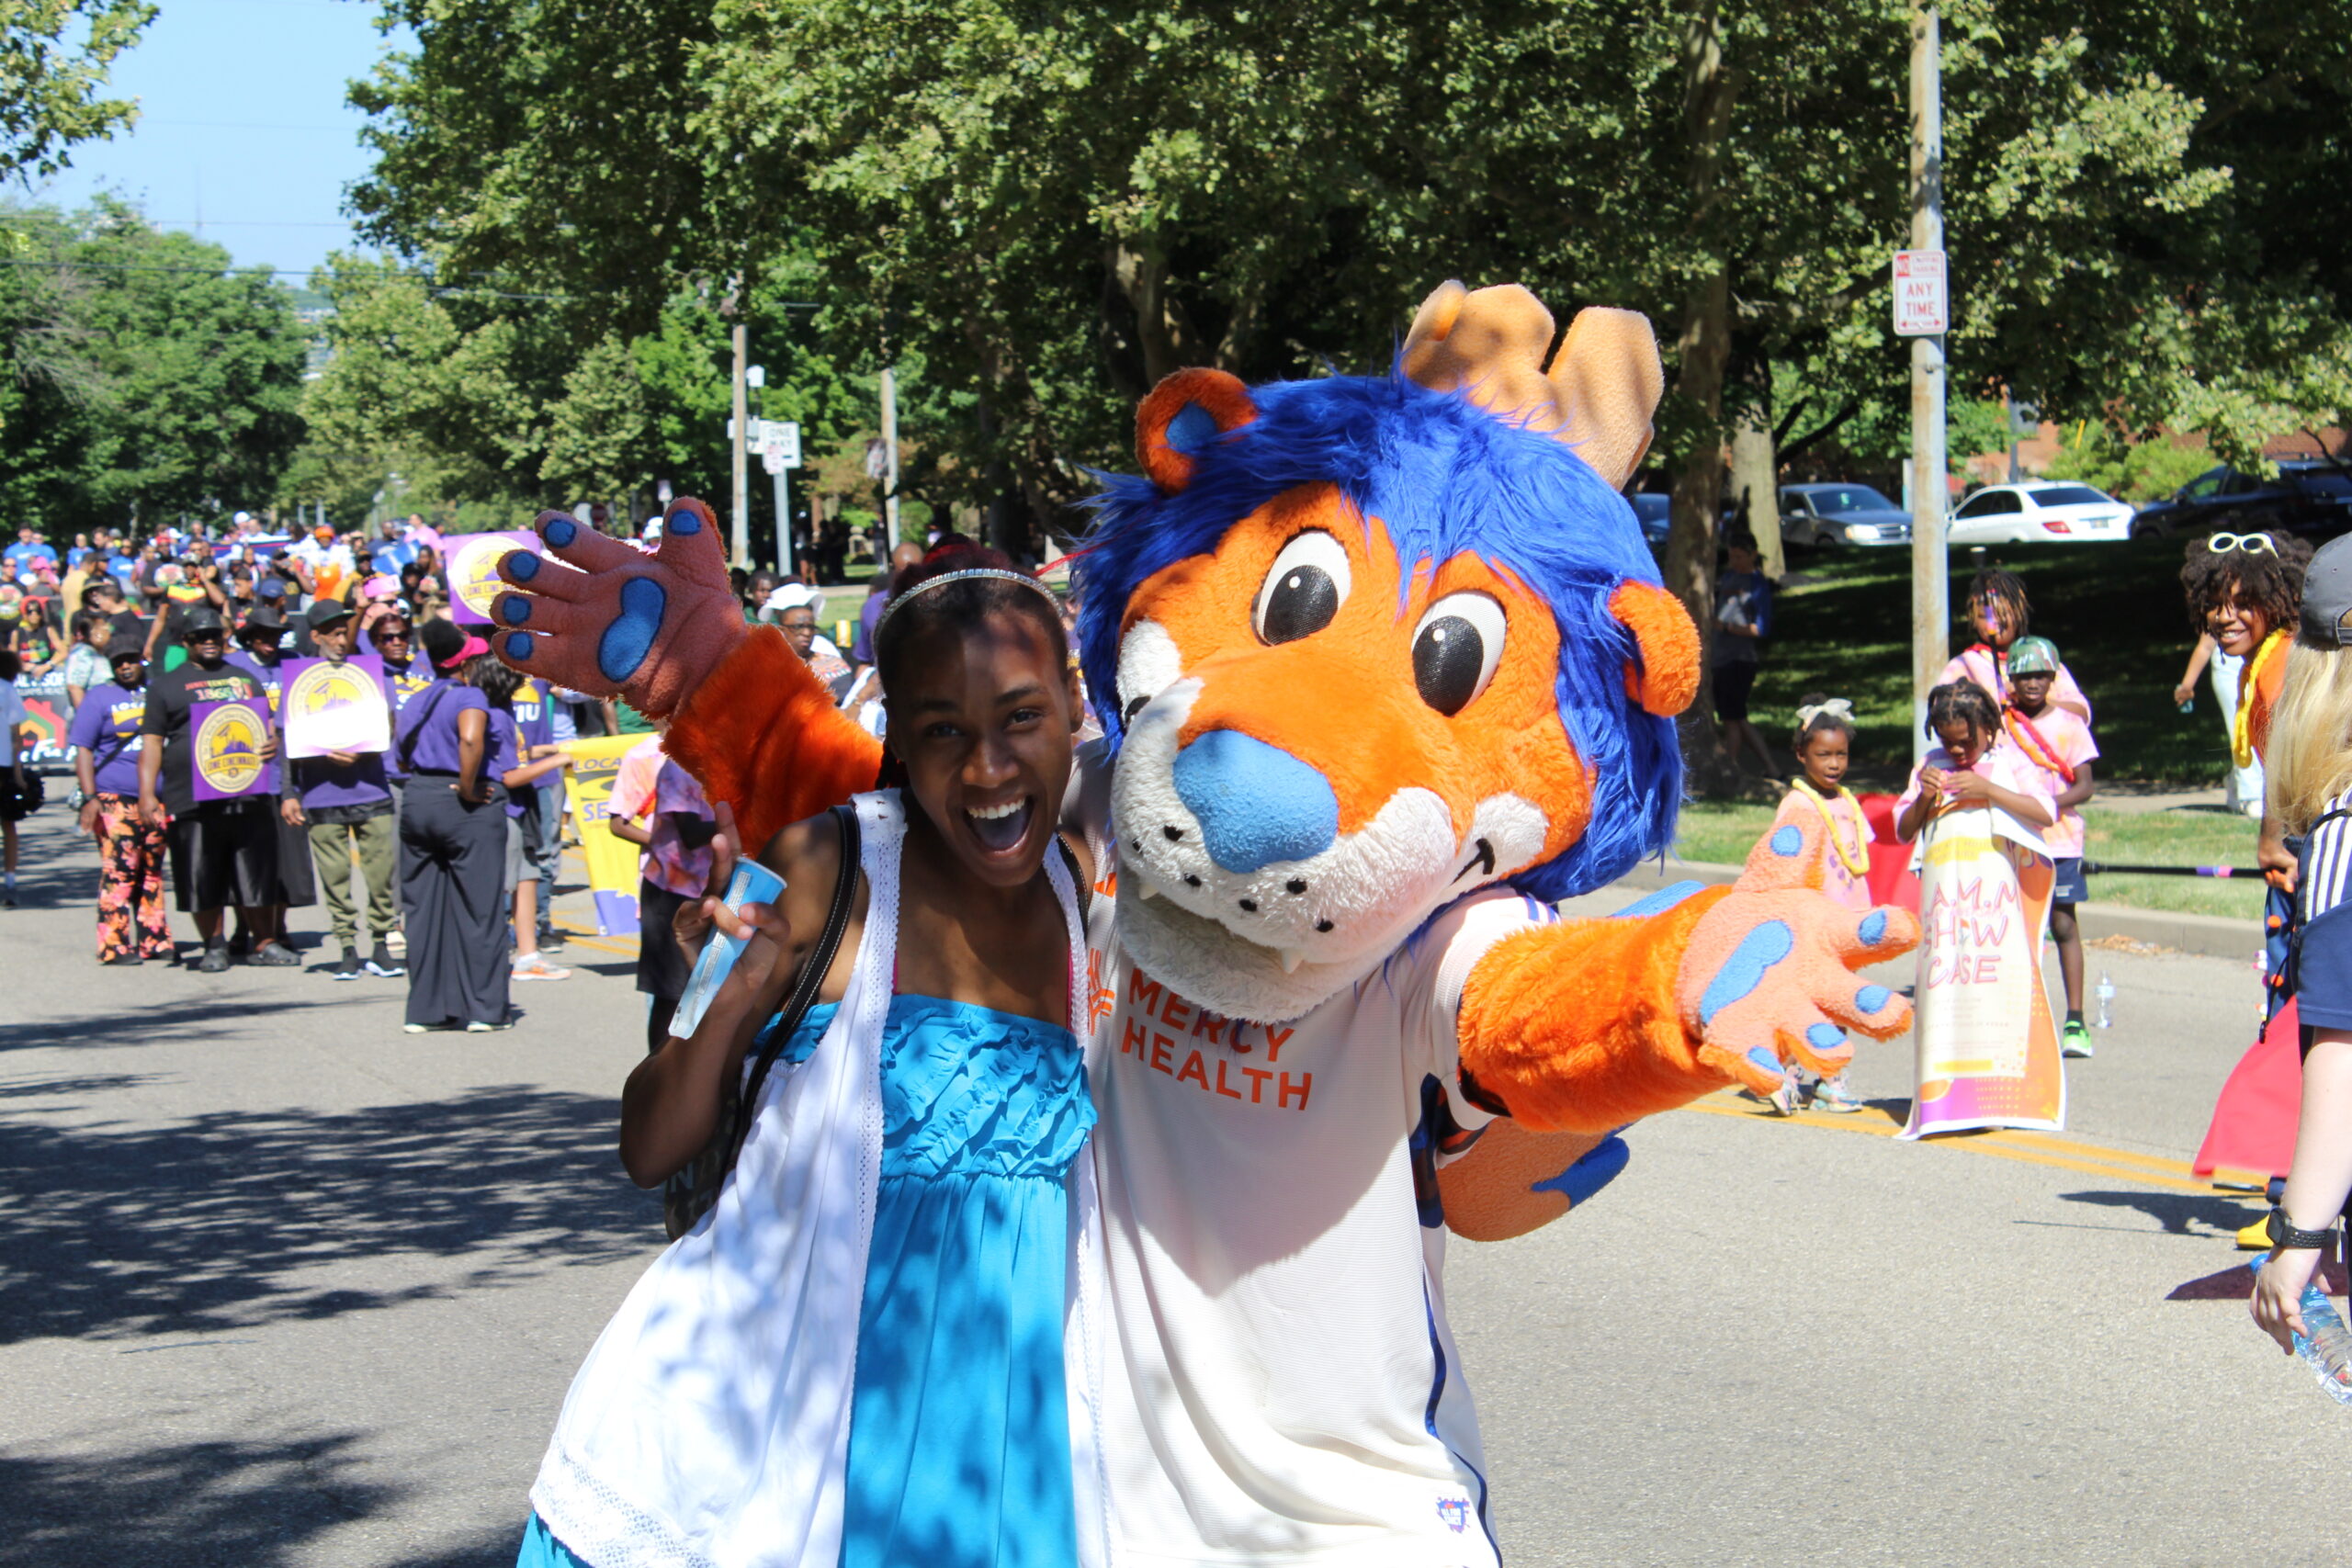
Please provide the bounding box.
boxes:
[1253,531,1351,646]
[1409,592,1509,716]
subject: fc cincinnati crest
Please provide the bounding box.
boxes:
[1436,1496,1472,1533]
[194,704,266,795]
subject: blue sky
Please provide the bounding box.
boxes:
[24,0,412,281]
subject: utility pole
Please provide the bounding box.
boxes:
[1906,2,1948,761]
[878,365,901,547]
[729,310,751,568]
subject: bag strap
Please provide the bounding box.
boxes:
[1057,833,1093,925]
[727,803,862,1169]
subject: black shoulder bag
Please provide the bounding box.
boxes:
[663,803,862,1240]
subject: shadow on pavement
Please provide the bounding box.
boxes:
[0,1084,661,1346]
[2058,1187,2260,1238]
[0,1430,522,1567]
[0,999,346,1055]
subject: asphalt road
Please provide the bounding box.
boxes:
[1,808,2344,1566]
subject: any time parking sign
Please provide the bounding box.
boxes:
[1893,249,1948,336]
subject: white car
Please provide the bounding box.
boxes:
[1946,482,2135,545]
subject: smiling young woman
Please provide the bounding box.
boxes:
[520,545,1102,1568]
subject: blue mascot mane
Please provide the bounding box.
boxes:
[1074,369,1683,903]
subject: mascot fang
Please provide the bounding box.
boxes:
[492,281,1919,1563]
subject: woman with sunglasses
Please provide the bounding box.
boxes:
[2183,530,2313,899]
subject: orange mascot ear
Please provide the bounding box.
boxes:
[1137,367,1259,493]
[1609,580,1699,717]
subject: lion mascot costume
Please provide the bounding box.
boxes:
[491,281,1918,1562]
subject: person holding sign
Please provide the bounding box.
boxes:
[137,606,284,974]
[1894,682,2061,1140]
[285,600,403,982]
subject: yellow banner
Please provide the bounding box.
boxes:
[562,733,646,934]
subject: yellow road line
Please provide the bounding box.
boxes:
[1678,1093,2225,1196]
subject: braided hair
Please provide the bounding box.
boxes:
[1926,679,2000,750]
[1965,566,2032,642]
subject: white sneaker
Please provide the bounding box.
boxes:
[512,953,571,982]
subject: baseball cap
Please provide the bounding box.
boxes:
[106,634,145,663]
[257,576,288,599]
[232,511,254,526]
[2302,535,2352,647]
[183,605,227,637]
[2007,636,2061,675]
[304,598,354,631]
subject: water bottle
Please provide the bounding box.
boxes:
[2254,1252,2352,1405]
[2095,970,2115,1030]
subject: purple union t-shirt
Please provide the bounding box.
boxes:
[66,680,148,795]
[394,679,490,783]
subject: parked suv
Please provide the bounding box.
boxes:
[2132,461,2352,539]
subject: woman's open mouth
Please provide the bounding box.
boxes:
[965,796,1035,855]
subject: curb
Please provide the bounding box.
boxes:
[1600,860,2262,961]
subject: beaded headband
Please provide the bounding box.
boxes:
[872,567,1057,643]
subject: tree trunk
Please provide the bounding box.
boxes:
[1729,389,1785,580]
[1108,237,1209,385]
[1662,0,1745,800]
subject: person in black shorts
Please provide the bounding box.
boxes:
[1711,533,1775,773]
[136,606,284,972]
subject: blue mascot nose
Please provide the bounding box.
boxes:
[1171,729,1340,874]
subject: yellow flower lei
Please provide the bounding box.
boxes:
[1792,777,1871,879]
[2233,630,2287,771]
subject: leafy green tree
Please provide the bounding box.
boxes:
[0,0,153,180]
[0,200,308,535]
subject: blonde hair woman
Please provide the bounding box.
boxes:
[2250,534,2352,1351]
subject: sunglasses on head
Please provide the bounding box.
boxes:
[2206,532,2278,557]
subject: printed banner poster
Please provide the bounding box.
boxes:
[448,530,542,626]
[561,733,642,935]
[189,696,274,802]
[12,675,69,769]
[283,655,391,758]
[1899,807,2065,1139]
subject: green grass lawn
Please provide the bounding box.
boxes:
[1669,799,2265,919]
[1763,537,2225,784]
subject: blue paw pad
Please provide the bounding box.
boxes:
[505,631,535,662]
[501,595,530,625]
[1531,1134,1631,1208]
[666,508,701,536]
[543,516,576,547]
[597,576,666,683]
[1856,984,1892,1014]
[1770,825,1803,856]
[1859,909,1888,945]
[506,551,540,582]
[1806,1022,1847,1052]
[1698,919,1795,1025]
[1746,1045,1781,1074]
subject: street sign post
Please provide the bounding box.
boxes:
[1893,248,1947,336]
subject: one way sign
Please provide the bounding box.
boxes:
[1893,249,1947,336]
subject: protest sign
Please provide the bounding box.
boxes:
[1899,807,2064,1138]
[447,531,542,626]
[189,697,274,802]
[283,655,392,758]
[12,675,70,769]
[561,733,642,935]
